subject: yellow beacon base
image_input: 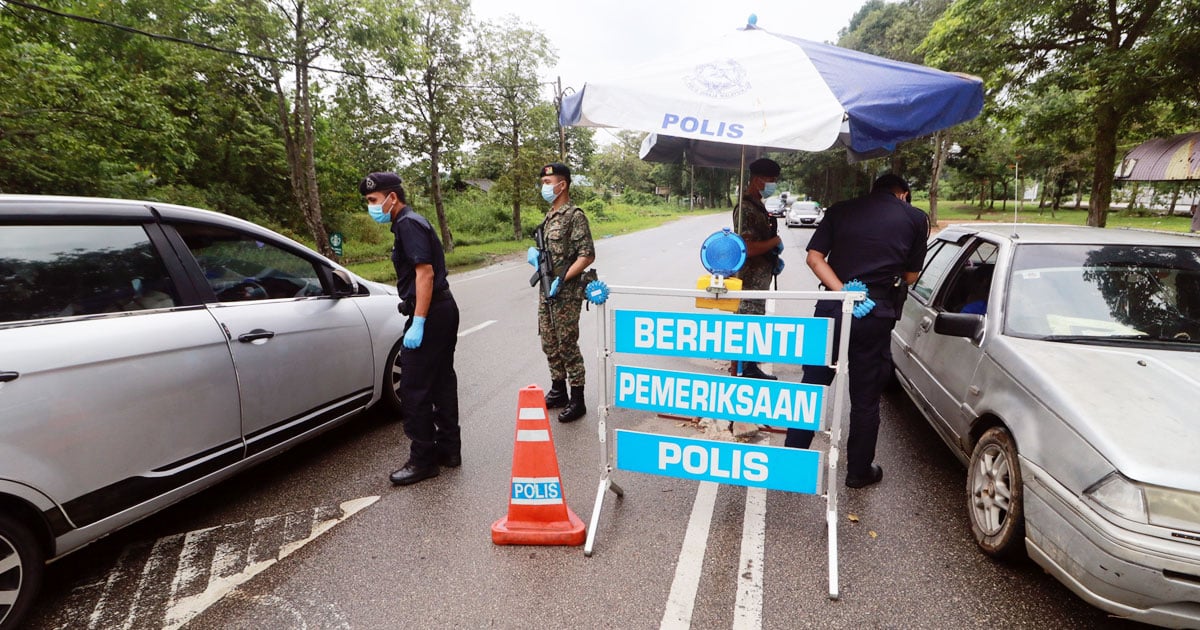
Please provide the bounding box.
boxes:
[695,274,742,312]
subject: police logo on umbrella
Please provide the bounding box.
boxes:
[685,59,751,99]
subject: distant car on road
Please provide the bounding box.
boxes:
[765,192,790,218]
[785,200,823,228]
[0,195,407,630]
[891,223,1200,628]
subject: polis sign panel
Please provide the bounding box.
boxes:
[614,309,833,365]
[615,430,822,494]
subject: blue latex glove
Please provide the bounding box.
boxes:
[548,277,561,298]
[772,241,784,255]
[773,257,785,276]
[403,315,426,349]
[853,296,877,319]
[527,246,540,267]
[843,279,876,318]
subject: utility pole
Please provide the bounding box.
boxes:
[556,76,566,161]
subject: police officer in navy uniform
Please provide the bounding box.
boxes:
[784,173,927,489]
[360,172,461,486]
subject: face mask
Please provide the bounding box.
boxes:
[762,182,778,198]
[541,183,558,204]
[368,203,390,223]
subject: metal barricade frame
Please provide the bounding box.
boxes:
[583,284,861,600]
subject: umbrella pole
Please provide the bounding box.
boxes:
[737,146,746,233]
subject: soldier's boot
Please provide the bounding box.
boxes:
[558,386,587,423]
[544,379,569,408]
[740,362,778,381]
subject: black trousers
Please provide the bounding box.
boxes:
[399,296,460,467]
[784,300,896,479]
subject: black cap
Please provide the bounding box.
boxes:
[539,162,571,182]
[359,172,403,196]
[748,158,781,177]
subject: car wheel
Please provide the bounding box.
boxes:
[967,427,1025,558]
[381,341,404,414]
[0,513,44,630]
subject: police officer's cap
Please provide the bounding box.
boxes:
[539,162,571,182]
[359,172,403,196]
[748,158,781,178]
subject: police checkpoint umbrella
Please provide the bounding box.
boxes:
[559,17,984,164]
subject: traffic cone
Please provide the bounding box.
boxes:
[491,384,586,546]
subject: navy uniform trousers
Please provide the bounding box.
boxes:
[399,295,461,468]
[784,300,896,479]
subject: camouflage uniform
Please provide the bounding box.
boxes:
[733,193,778,316]
[537,203,595,386]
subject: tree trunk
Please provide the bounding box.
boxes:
[1088,100,1123,227]
[928,131,949,228]
[425,73,453,252]
[272,64,330,257]
[511,126,522,240]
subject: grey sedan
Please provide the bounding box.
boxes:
[892,223,1200,628]
[0,195,406,629]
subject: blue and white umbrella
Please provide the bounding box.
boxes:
[560,24,984,159]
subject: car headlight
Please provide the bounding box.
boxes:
[1086,472,1200,533]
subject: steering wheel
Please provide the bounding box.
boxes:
[216,279,268,301]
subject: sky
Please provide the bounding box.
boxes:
[470,0,870,98]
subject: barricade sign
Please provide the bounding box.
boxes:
[583,283,863,600]
[615,429,822,494]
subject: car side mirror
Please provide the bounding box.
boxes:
[330,268,358,298]
[934,312,984,341]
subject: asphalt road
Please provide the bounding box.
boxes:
[23,212,1144,629]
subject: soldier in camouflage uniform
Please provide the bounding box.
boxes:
[732,158,784,380]
[529,163,596,422]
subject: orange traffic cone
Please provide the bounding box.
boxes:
[491,384,586,546]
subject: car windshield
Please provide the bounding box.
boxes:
[1005,243,1200,345]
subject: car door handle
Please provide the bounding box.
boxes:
[919,317,933,332]
[0,371,18,383]
[237,329,276,343]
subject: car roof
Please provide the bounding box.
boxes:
[0,194,311,250]
[936,222,1200,247]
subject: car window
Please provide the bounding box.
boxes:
[1006,243,1200,342]
[913,240,964,301]
[936,240,999,314]
[0,224,179,323]
[173,223,326,302]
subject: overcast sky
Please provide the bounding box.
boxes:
[470,0,870,96]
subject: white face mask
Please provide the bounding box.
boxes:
[541,183,559,203]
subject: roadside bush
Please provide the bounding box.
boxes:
[582,198,607,219]
[618,190,662,206]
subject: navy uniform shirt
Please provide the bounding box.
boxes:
[390,205,449,301]
[807,191,927,314]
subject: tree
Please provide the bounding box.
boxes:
[219,0,371,256]
[467,16,555,240]
[362,0,471,251]
[924,0,1200,227]
[587,131,655,196]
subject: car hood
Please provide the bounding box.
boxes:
[992,336,1200,489]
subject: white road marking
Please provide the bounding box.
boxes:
[458,319,496,337]
[733,486,768,629]
[59,497,378,630]
[660,481,719,630]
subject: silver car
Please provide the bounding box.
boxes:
[0,195,406,629]
[891,223,1200,628]
[785,200,823,228]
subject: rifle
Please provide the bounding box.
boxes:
[529,223,557,302]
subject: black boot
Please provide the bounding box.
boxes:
[544,379,568,408]
[558,385,587,423]
[740,362,778,380]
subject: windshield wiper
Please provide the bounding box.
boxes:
[1042,333,1200,347]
